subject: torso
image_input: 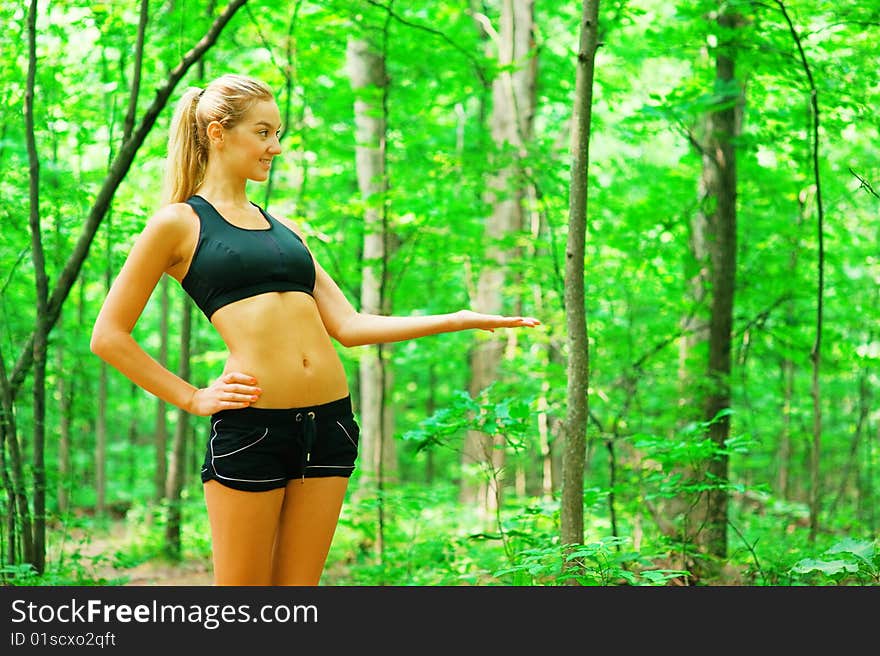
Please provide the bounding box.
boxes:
[166,201,349,409]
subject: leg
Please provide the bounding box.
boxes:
[203,480,285,585]
[271,476,350,586]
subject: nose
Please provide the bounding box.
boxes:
[268,136,282,155]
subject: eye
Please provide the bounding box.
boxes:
[258,130,269,137]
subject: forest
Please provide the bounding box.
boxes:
[1,0,878,587]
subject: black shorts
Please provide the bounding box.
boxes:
[200,395,360,492]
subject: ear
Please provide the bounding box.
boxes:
[206,120,225,146]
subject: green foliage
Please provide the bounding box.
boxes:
[401,384,534,453]
[2,517,128,587]
[497,537,689,586]
[790,538,879,586]
[1,0,878,586]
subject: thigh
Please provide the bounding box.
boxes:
[203,480,285,585]
[271,477,350,586]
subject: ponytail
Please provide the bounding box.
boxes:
[162,87,205,205]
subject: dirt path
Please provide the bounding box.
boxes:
[116,560,214,586]
[59,520,348,586]
[60,522,214,586]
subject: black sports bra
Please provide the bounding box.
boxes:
[181,195,316,321]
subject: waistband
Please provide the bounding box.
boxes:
[211,395,353,426]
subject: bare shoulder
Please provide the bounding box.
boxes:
[135,202,200,273]
[145,202,198,235]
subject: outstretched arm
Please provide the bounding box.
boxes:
[311,260,540,348]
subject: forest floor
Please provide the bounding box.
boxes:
[58,520,351,586]
[60,522,214,586]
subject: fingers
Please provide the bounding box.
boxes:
[217,372,261,406]
[498,316,541,328]
[222,372,259,385]
[223,390,260,403]
[189,373,263,416]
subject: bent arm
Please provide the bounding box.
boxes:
[90,208,201,411]
[90,207,261,415]
[312,260,540,348]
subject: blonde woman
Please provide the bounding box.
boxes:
[91,73,540,586]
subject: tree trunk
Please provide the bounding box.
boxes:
[54,190,73,516]
[0,354,31,570]
[461,0,536,517]
[347,32,394,564]
[784,5,825,546]
[154,275,170,502]
[96,210,112,517]
[56,337,71,515]
[777,357,794,498]
[561,0,599,563]
[25,0,49,573]
[776,196,805,500]
[681,7,741,576]
[165,294,192,559]
[96,374,108,516]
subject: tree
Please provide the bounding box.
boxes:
[671,2,742,578]
[774,0,827,544]
[164,295,192,559]
[560,0,600,569]
[461,0,537,516]
[347,25,394,562]
[696,3,740,566]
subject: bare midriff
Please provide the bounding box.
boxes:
[210,291,349,409]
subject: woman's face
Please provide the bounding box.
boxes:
[217,99,283,182]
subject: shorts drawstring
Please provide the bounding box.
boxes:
[295,411,317,482]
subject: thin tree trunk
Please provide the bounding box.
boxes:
[25,0,49,573]
[56,339,71,514]
[776,196,805,501]
[165,294,192,559]
[775,0,825,544]
[777,357,794,498]
[53,169,73,516]
[95,199,114,517]
[154,275,170,502]
[561,0,599,565]
[537,377,553,499]
[96,359,108,515]
[0,352,29,569]
[829,370,870,514]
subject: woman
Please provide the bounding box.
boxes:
[90,73,540,586]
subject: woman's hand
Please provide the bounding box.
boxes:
[187,372,262,416]
[456,310,541,333]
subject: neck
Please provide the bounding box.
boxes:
[196,170,250,208]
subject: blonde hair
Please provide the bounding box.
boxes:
[162,74,275,205]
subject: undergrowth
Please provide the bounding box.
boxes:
[3,480,876,587]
